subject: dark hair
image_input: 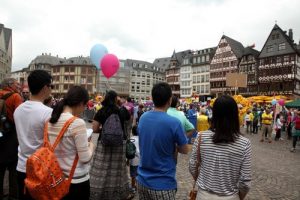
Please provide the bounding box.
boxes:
[102,90,118,107]
[151,82,172,107]
[170,95,179,108]
[127,97,132,102]
[132,125,138,136]
[211,95,240,143]
[27,70,52,95]
[43,95,53,106]
[50,86,89,123]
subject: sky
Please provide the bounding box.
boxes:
[1,0,300,71]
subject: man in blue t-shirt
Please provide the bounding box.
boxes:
[137,82,188,200]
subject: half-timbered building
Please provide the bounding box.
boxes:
[239,47,259,96]
[210,35,244,96]
[165,50,191,96]
[258,24,300,97]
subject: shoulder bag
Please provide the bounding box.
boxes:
[189,132,202,200]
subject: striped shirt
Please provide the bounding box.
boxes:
[189,130,251,196]
[48,112,94,184]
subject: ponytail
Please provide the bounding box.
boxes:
[49,99,65,124]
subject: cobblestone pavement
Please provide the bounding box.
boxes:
[4,125,300,200]
[177,131,300,200]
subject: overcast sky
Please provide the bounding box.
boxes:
[1,0,300,71]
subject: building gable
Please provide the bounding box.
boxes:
[211,36,241,63]
[259,24,297,58]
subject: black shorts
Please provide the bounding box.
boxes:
[130,165,138,178]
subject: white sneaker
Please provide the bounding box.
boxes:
[290,148,295,152]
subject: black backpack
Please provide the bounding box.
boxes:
[101,114,124,146]
[0,92,15,138]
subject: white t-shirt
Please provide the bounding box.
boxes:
[14,101,52,173]
[130,135,140,166]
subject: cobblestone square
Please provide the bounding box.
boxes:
[172,130,300,200]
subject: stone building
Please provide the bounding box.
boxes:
[51,56,97,97]
[97,59,130,97]
[126,59,165,100]
[0,24,12,83]
[180,47,216,99]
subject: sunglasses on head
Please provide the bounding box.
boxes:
[47,84,54,89]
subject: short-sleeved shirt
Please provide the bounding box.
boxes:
[137,111,188,190]
[262,113,272,125]
[14,101,52,172]
[167,107,194,132]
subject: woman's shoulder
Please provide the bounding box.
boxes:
[236,134,251,146]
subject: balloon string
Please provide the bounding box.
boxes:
[106,79,113,90]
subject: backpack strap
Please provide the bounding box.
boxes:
[0,92,15,117]
[0,92,15,100]
[43,116,77,151]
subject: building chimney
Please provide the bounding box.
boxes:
[288,29,293,41]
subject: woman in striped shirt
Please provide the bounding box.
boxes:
[189,95,251,200]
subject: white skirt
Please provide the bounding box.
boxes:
[196,189,239,200]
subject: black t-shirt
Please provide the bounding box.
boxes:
[94,105,130,139]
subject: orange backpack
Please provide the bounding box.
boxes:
[25,117,79,200]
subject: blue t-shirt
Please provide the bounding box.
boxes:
[137,111,188,190]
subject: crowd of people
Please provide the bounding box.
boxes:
[0,69,298,200]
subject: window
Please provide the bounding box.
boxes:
[193,57,197,64]
[272,34,276,40]
[87,76,93,83]
[201,75,205,83]
[81,77,86,84]
[284,55,289,62]
[277,57,282,63]
[279,43,286,51]
[267,45,274,53]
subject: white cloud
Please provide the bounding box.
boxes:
[0,0,299,71]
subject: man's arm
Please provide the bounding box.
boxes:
[186,129,195,138]
[177,144,189,154]
[92,120,101,133]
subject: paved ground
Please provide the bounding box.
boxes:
[133,129,300,200]
[4,126,300,199]
[175,130,300,200]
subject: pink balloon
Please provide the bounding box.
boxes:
[100,54,120,79]
[278,99,285,106]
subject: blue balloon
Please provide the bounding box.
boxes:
[271,99,277,105]
[90,44,108,69]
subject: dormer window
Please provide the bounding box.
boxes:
[267,45,274,53]
[279,43,286,51]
